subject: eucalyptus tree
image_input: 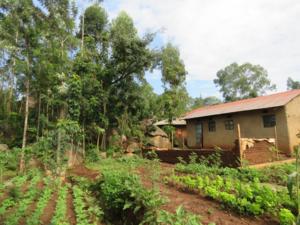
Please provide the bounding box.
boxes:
[287,77,300,90]
[214,63,276,102]
[157,43,187,122]
[0,0,46,171]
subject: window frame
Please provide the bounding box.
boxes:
[262,114,276,128]
[224,119,234,130]
[208,120,216,132]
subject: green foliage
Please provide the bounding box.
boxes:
[26,182,53,225]
[93,170,164,224]
[287,77,300,90]
[214,62,276,102]
[51,185,69,225]
[4,175,41,225]
[160,43,187,88]
[190,96,221,109]
[166,174,295,217]
[67,74,82,121]
[279,208,296,225]
[158,205,203,225]
[73,185,103,225]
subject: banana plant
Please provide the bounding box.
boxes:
[287,145,300,225]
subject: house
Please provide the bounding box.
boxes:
[154,118,187,147]
[184,90,300,156]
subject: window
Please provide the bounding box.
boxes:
[224,120,234,130]
[208,120,216,132]
[263,114,276,127]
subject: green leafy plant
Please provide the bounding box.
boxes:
[26,179,53,225]
[158,205,203,225]
[287,146,300,224]
[93,170,165,224]
[51,185,69,225]
[279,208,296,225]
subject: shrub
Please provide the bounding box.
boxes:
[93,171,164,224]
[279,208,295,225]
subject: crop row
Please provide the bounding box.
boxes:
[26,178,54,225]
[51,184,69,225]
[3,174,42,225]
[175,154,295,186]
[165,174,296,218]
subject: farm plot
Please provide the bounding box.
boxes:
[162,154,298,225]
[0,171,103,225]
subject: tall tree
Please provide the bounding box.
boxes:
[0,0,45,171]
[158,43,187,122]
[160,43,187,89]
[214,62,276,102]
[287,77,300,90]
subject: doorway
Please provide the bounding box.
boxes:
[195,123,203,148]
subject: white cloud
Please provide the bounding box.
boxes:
[101,0,300,92]
[76,0,300,94]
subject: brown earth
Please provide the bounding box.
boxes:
[138,163,278,225]
[66,189,77,225]
[40,192,58,224]
[68,165,100,180]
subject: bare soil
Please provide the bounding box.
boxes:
[138,163,278,225]
[40,192,57,224]
[66,189,77,225]
[68,165,100,180]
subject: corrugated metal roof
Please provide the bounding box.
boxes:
[154,118,187,126]
[184,89,300,120]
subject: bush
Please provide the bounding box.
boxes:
[279,208,295,225]
[85,146,100,163]
[93,171,164,224]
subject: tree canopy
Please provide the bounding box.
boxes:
[287,77,300,90]
[214,63,276,102]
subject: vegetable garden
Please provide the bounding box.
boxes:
[0,150,299,225]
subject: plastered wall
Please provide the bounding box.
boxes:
[186,106,292,154]
[285,95,300,154]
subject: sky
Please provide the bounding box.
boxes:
[78,0,300,98]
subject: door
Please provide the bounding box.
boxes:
[195,123,203,148]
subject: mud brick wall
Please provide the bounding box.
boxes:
[142,149,240,167]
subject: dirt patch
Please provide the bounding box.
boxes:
[138,164,278,225]
[40,192,57,224]
[68,165,100,180]
[66,189,76,225]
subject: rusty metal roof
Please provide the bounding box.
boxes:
[154,118,186,126]
[184,89,300,120]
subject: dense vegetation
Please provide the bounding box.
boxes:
[1,1,300,225]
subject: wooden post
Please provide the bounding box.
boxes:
[274,125,278,149]
[237,123,242,165]
[274,125,279,159]
[171,131,174,149]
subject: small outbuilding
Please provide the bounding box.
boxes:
[184,90,300,156]
[155,118,187,147]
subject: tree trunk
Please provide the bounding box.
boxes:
[97,133,100,152]
[82,122,85,158]
[7,31,18,115]
[56,106,66,174]
[20,79,30,172]
[36,93,41,141]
